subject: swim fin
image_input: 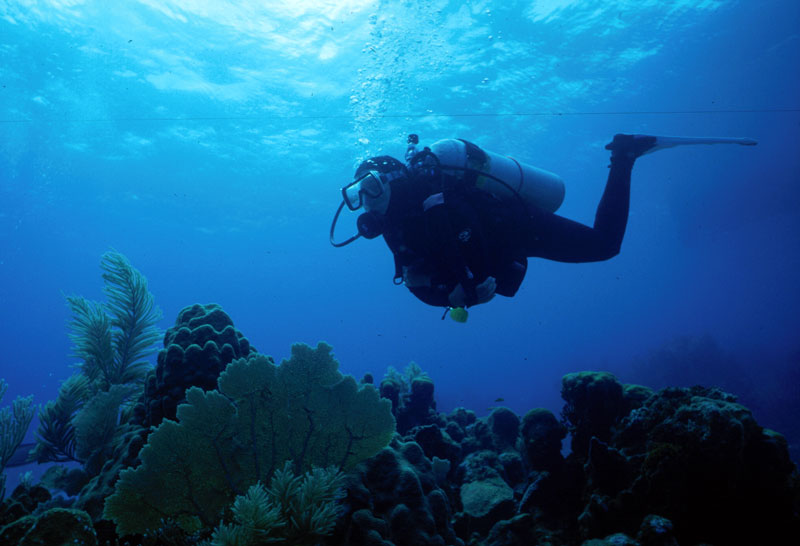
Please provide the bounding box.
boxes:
[605,134,659,159]
[607,134,758,156]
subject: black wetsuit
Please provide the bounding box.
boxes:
[381,156,634,308]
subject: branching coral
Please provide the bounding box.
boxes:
[204,462,345,546]
[384,361,430,393]
[31,251,161,474]
[66,297,114,385]
[73,384,138,475]
[30,373,90,464]
[104,342,395,536]
[0,379,36,500]
[70,251,162,388]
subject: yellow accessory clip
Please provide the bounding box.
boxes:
[449,307,468,323]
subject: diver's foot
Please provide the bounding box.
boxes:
[605,133,658,161]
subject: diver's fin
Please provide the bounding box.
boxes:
[641,135,758,155]
[605,134,658,159]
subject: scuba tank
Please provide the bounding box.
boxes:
[428,138,565,213]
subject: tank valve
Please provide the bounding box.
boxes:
[405,133,419,163]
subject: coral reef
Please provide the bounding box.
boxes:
[77,303,258,524]
[31,250,160,471]
[0,481,99,545]
[0,379,35,500]
[578,385,799,544]
[380,362,439,434]
[134,302,255,429]
[5,288,798,546]
[73,251,162,388]
[520,407,567,472]
[0,506,97,546]
[104,342,395,536]
[30,374,91,465]
[23,251,161,525]
[203,462,345,546]
[0,482,51,529]
[561,371,625,458]
[334,370,799,546]
[335,438,464,546]
[7,357,799,546]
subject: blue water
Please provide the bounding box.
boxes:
[1,0,799,478]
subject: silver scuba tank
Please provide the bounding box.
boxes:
[429,139,565,213]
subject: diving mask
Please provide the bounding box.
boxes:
[342,170,385,211]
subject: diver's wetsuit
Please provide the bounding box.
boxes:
[523,156,633,262]
[381,156,634,308]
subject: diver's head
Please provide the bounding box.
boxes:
[330,155,408,247]
[343,156,408,215]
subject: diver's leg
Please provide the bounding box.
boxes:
[592,156,634,256]
[524,135,655,263]
[524,158,632,262]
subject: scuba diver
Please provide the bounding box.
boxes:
[330,133,756,322]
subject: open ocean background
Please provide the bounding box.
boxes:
[1,0,799,487]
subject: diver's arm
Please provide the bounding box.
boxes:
[405,274,496,311]
[404,274,495,308]
[402,265,457,307]
[447,277,496,307]
[407,284,454,307]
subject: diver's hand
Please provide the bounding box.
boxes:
[448,276,496,307]
[476,276,497,304]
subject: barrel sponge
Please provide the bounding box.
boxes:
[104,342,395,536]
